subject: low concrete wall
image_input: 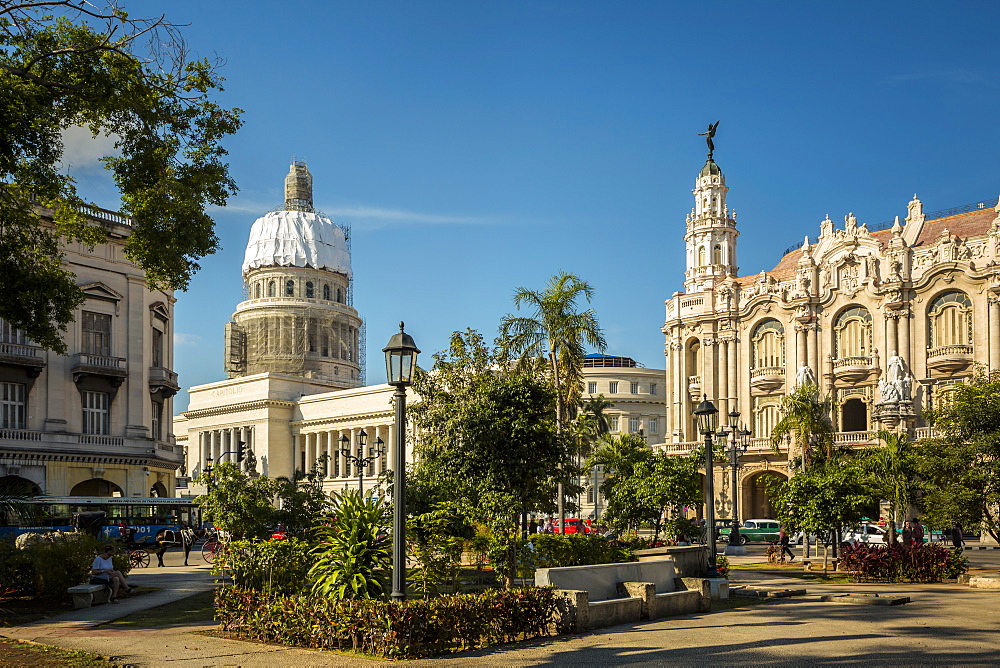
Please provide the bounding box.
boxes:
[535,560,678,599]
[634,546,708,577]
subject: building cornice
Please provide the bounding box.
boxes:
[182,398,295,419]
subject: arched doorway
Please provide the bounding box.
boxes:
[842,398,868,432]
[744,471,786,519]
[0,475,41,496]
[149,482,167,498]
[70,478,122,497]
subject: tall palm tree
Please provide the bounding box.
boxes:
[770,382,836,468]
[860,430,915,544]
[500,272,607,527]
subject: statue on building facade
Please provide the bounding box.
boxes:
[700,121,720,159]
[795,362,816,388]
[878,351,912,404]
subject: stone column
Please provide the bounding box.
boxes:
[673,342,685,440]
[727,339,738,412]
[990,296,1000,371]
[305,432,316,473]
[808,324,819,383]
[796,326,808,370]
[718,338,729,417]
[899,310,911,367]
[886,312,899,357]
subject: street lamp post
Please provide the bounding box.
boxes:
[339,430,386,496]
[717,410,751,556]
[383,322,420,603]
[693,398,720,577]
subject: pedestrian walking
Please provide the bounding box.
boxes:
[902,520,913,546]
[951,524,965,548]
[779,526,795,561]
[542,518,554,534]
[912,518,925,545]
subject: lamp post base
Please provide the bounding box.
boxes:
[724,544,746,556]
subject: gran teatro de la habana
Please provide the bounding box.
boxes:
[657,138,1000,524]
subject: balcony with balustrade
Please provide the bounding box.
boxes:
[71,353,127,386]
[832,355,875,382]
[149,366,180,397]
[926,344,973,373]
[0,427,180,464]
[0,341,46,377]
[749,366,784,393]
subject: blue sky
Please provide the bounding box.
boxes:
[67,2,1000,413]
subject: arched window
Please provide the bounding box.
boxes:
[697,247,706,267]
[713,244,722,265]
[267,281,275,297]
[834,306,872,358]
[751,319,785,368]
[928,291,973,348]
[336,288,343,302]
[285,280,294,297]
[254,283,261,299]
[305,281,314,298]
[323,284,330,300]
[755,397,780,439]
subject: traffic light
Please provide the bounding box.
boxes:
[236,440,246,463]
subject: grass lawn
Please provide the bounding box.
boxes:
[0,639,114,667]
[106,589,216,628]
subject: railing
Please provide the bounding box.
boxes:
[0,342,42,357]
[747,437,777,451]
[78,435,125,446]
[149,366,179,385]
[832,356,873,369]
[73,353,125,369]
[833,431,877,445]
[0,429,41,441]
[750,366,784,380]
[77,203,132,227]
[680,297,704,308]
[658,442,699,454]
[927,344,973,358]
[914,427,938,440]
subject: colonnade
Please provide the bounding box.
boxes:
[298,424,393,481]
[197,426,254,471]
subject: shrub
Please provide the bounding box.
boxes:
[309,490,391,600]
[0,534,128,598]
[839,542,969,583]
[715,555,730,579]
[214,538,315,595]
[530,533,634,568]
[215,585,557,659]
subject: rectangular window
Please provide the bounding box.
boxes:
[151,400,163,440]
[631,382,640,394]
[587,382,597,394]
[629,417,640,433]
[610,415,619,432]
[82,311,111,356]
[1,382,26,429]
[609,381,619,394]
[151,328,163,367]
[650,383,657,396]
[0,318,28,344]
[649,417,658,434]
[82,391,110,435]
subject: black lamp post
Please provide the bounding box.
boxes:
[717,410,751,555]
[204,457,215,491]
[693,398,720,577]
[383,322,419,602]
[339,430,386,496]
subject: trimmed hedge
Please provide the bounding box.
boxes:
[529,533,634,568]
[216,585,557,659]
[839,542,969,583]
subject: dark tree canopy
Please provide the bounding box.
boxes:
[0,1,242,351]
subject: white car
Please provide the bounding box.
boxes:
[842,524,887,545]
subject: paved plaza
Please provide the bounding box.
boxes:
[2,545,998,666]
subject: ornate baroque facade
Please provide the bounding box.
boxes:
[660,152,1000,519]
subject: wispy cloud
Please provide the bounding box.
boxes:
[174,332,201,346]
[209,197,492,227]
[59,125,120,172]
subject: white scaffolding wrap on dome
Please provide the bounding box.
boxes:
[242,210,352,277]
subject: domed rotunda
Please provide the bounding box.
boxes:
[224,162,363,386]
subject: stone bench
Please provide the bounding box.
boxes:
[535,559,707,631]
[68,583,109,609]
[633,545,708,577]
[801,558,839,571]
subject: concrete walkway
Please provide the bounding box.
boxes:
[3,547,1000,666]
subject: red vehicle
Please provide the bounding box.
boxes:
[554,518,593,535]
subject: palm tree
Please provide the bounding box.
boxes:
[499,272,606,528]
[770,382,836,468]
[585,433,651,499]
[859,430,915,544]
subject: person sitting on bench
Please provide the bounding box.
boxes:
[90,544,133,603]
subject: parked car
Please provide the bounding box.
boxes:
[719,519,781,545]
[842,524,887,545]
[553,518,593,535]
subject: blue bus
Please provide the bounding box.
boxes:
[0,496,201,543]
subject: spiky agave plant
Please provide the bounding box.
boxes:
[308,490,392,600]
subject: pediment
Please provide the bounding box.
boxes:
[79,282,124,303]
[149,301,170,322]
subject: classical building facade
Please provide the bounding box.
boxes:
[578,354,666,519]
[660,149,1000,520]
[0,205,183,498]
[175,163,409,496]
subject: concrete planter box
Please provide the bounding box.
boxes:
[634,545,708,577]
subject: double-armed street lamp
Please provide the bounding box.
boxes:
[383,322,419,603]
[716,410,751,555]
[339,430,386,496]
[693,398,721,577]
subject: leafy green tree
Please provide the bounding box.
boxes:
[0,1,242,351]
[858,430,916,544]
[770,383,836,468]
[586,432,650,501]
[273,456,331,532]
[195,461,277,539]
[499,272,606,527]
[309,490,392,600]
[410,329,575,588]
[767,459,878,570]
[916,368,1000,543]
